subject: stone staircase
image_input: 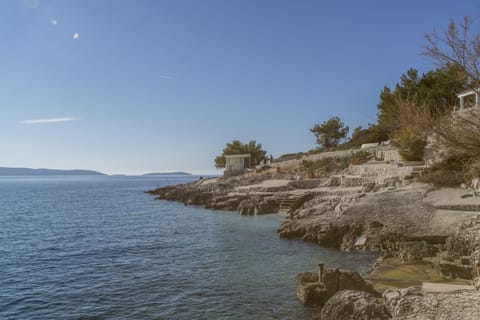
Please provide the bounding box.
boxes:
[408,165,427,179]
[279,194,303,213]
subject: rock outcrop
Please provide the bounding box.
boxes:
[296,272,330,307]
[278,184,438,251]
[315,290,390,320]
[384,287,480,320]
[148,174,289,214]
[296,268,378,308]
[308,276,480,320]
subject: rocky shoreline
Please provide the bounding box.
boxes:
[147,164,480,319]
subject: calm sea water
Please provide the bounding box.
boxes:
[0,175,377,320]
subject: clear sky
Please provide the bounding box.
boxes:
[1,0,479,174]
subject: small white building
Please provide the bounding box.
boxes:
[456,88,480,110]
[224,154,251,171]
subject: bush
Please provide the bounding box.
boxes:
[435,109,480,164]
[419,167,463,187]
[299,152,371,177]
[275,152,305,162]
[388,95,432,161]
[300,157,351,177]
[419,155,470,187]
[345,125,388,148]
[392,131,427,161]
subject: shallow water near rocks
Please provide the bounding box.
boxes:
[0,176,378,319]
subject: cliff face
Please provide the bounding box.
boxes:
[278,184,436,250]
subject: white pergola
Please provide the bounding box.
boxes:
[456,88,480,110]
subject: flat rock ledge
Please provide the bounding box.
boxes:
[146,175,291,215]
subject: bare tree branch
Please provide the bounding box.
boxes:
[422,17,480,89]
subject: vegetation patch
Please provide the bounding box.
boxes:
[299,152,371,178]
[419,155,469,187]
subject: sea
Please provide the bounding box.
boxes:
[0,175,378,320]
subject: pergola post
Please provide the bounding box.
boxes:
[460,96,465,110]
[476,93,479,107]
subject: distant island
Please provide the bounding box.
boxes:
[142,171,192,176]
[0,167,106,176]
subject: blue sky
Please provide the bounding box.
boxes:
[1,0,479,174]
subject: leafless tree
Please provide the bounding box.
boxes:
[434,108,480,158]
[423,17,480,181]
[423,16,479,86]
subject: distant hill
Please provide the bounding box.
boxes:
[0,167,106,176]
[143,171,192,176]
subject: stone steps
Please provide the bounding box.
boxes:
[279,195,303,213]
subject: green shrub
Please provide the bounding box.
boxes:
[344,125,388,148]
[392,131,427,161]
[275,152,305,162]
[299,151,373,177]
[419,155,470,187]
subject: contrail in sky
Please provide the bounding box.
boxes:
[19,117,75,124]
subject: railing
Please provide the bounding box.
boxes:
[225,164,244,171]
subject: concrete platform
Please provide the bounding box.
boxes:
[422,282,474,293]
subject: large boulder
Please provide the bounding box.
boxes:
[323,268,379,297]
[315,290,391,320]
[383,287,424,317]
[296,272,330,307]
[237,198,259,215]
[257,197,279,213]
[296,269,379,308]
[237,196,279,215]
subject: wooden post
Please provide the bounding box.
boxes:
[318,262,324,284]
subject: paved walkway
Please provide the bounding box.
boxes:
[422,282,474,293]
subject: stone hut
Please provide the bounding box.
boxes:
[224,154,251,177]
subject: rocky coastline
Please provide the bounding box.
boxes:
[147,160,480,319]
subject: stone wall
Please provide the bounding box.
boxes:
[272,145,403,171]
[271,149,360,170]
[348,163,419,182]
